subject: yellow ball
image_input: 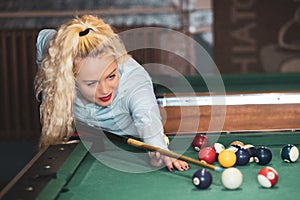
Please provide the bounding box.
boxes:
[218,149,237,168]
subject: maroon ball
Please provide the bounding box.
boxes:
[192,134,209,151]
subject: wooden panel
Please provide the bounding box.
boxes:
[160,100,300,134]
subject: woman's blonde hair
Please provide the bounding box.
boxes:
[34,15,129,148]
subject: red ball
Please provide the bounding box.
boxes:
[257,167,278,188]
[198,147,217,164]
[192,134,209,151]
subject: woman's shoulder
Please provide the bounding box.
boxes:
[120,58,149,77]
[117,58,153,92]
[36,29,57,68]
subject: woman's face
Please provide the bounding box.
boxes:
[75,56,120,107]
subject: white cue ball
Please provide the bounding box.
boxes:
[221,167,243,190]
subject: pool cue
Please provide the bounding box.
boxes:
[104,131,223,172]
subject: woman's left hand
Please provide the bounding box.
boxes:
[149,151,190,172]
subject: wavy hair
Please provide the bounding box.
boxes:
[34,15,129,148]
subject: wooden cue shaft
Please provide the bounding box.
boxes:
[127,138,223,172]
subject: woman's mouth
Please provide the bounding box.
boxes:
[99,93,112,102]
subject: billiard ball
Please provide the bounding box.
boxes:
[212,142,225,161]
[221,167,243,190]
[257,167,278,188]
[230,141,245,149]
[192,134,209,151]
[255,146,272,165]
[235,148,250,166]
[280,144,299,163]
[218,149,237,168]
[198,147,217,164]
[243,144,257,162]
[212,142,225,154]
[226,146,239,153]
[192,168,213,189]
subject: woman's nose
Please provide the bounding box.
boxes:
[96,81,109,94]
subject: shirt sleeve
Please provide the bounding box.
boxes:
[127,67,168,150]
[36,29,57,68]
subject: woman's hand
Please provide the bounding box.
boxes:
[149,151,190,172]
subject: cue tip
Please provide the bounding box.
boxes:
[215,166,224,173]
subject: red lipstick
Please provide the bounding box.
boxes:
[99,93,112,102]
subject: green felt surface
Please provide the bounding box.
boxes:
[153,73,300,94]
[38,131,300,200]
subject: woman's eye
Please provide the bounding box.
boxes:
[87,82,97,87]
[108,74,116,79]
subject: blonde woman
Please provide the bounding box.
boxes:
[34,15,189,172]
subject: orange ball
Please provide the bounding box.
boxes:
[218,149,237,168]
[230,141,245,148]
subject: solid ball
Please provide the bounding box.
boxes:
[221,167,243,190]
[243,144,257,162]
[280,144,299,163]
[255,146,272,165]
[192,169,213,189]
[230,141,245,149]
[235,148,250,166]
[198,147,217,164]
[257,167,278,188]
[218,149,237,168]
[192,134,209,151]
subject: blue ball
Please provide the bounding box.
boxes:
[192,169,212,189]
[235,148,250,166]
[281,144,299,163]
[255,146,272,165]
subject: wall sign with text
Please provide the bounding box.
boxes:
[213,0,300,73]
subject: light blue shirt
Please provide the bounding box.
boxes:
[36,29,168,150]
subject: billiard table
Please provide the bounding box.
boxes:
[1,73,300,200]
[1,130,300,200]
